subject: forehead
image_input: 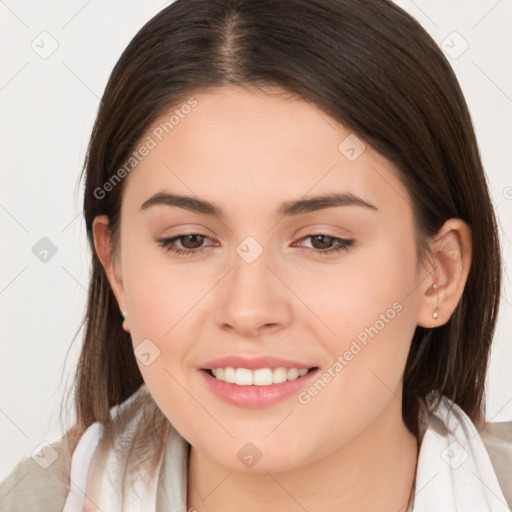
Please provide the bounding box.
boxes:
[122,85,410,219]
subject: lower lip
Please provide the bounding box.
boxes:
[199,369,319,408]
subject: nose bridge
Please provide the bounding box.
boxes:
[230,234,275,301]
[214,234,291,334]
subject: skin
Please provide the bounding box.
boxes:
[93,85,472,512]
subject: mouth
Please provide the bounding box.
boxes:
[198,355,320,407]
[203,366,318,386]
[199,364,320,408]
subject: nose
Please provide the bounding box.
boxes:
[214,241,293,337]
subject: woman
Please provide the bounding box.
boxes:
[1,0,511,510]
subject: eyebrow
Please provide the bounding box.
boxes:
[140,191,378,218]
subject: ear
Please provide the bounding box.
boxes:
[92,215,130,332]
[416,218,472,328]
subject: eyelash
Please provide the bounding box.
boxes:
[155,233,354,257]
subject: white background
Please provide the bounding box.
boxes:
[1,0,511,482]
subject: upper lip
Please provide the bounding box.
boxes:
[200,355,318,370]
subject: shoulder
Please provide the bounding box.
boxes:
[0,432,76,512]
[0,386,164,512]
[479,420,512,508]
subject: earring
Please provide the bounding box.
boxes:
[120,310,129,331]
[432,284,439,320]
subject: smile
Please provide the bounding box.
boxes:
[208,367,311,386]
[200,366,319,408]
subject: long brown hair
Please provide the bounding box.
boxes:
[72,0,501,440]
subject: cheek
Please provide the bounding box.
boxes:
[303,233,420,399]
[118,236,203,394]
[121,232,207,339]
[303,232,419,346]
[121,246,210,432]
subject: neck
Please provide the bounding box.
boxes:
[187,399,418,512]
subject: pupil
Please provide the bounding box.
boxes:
[184,234,203,249]
[313,235,331,249]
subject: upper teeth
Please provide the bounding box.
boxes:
[211,367,309,386]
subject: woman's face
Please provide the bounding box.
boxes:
[109,85,429,471]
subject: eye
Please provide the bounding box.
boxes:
[155,232,354,257]
[155,233,214,257]
[292,234,354,256]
